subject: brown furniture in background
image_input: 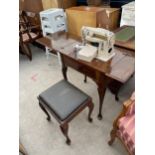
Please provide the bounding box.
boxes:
[42,0,77,10]
[19,11,41,60]
[19,0,42,35]
[36,32,135,119]
[87,0,103,6]
[66,6,120,37]
[101,7,120,30]
[20,0,43,13]
[38,79,94,145]
[19,0,77,32]
[20,0,77,13]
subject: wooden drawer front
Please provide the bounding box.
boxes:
[63,55,97,80]
[80,66,97,80]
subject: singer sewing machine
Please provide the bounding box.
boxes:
[81,26,115,62]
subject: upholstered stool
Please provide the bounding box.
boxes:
[38,80,94,145]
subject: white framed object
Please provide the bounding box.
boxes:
[120,1,135,27]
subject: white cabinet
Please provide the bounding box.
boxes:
[120,1,135,26]
[40,8,67,36]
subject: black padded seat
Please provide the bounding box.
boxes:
[39,80,89,121]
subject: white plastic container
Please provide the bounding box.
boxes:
[40,8,67,36]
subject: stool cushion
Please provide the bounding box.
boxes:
[39,80,89,121]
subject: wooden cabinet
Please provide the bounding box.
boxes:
[66,6,105,37]
[42,0,73,10]
[21,0,43,13]
[101,7,120,30]
[20,0,77,13]
[66,6,120,37]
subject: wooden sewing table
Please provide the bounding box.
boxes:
[36,33,135,120]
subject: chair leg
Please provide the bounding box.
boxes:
[39,102,51,121]
[19,142,28,155]
[87,102,94,122]
[26,44,32,61]
[60,123,71,145]
[19,149,27,155]
[20,43,32,61]
[108,129,117,145]
[23,44,32,61]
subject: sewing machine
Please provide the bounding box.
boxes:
[80,26,115,62]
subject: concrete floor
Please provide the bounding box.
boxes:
[19,45,134,155]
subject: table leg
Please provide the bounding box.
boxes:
[97,81,107,120]
[60,54,68,81]
[57,52,62,66]
[45,47,50,59]
[84,75,87,83]
[108,80,122,101]
[62,66,68,81]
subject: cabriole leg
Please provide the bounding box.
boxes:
[60,123,71,145]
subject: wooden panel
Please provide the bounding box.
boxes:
[66,10,96,37]
[19,0,24,10]
[42,0,77,10]
[96,9,109,28]
[66,6,105,37]
[108,8,120,30]
[106,56,135,83]
[66,6,120,37]
[63,0,77,9]
[42,0,61,10]
[99,7,120,30]
[36,37,53,49]
[22,0,43,13]
[62,54,98,80]
[21,0,77,12]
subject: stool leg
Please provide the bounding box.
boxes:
[87,102,94,123]
[60,123,71,145]
[39,102,51,121]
